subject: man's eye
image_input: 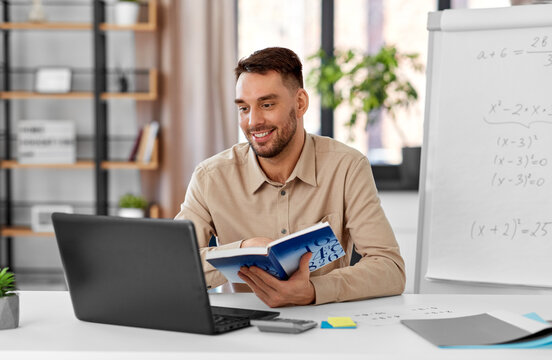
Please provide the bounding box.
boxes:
[261,103,274,109]
[238,106,249,112]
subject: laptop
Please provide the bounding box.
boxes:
[51,213,279,335]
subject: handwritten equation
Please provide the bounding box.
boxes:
[484,101,552,128]
[345,306,457,326]
[491,172,546,187]
[492,154,548,168]
[476,34,552,67]
[489,131,549,188]
[470,219,552,240]
[495,135,539,149]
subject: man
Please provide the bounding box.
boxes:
[175,47,405,307]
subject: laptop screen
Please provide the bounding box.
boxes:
[53,213,226,334]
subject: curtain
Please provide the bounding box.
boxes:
[137,0,238,218]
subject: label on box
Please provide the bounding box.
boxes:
[17,120,76,164]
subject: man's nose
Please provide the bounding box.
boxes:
[248,107,264,128]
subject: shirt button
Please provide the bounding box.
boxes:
[281,229,287,234]
[280,190,286,196]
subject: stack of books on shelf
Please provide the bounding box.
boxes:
[128,121,159,163]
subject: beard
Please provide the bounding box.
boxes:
[246,109,298,158]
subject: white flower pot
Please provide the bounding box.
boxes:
[0,295,19,330]
[114,2,140,26]
[118,208,145,218]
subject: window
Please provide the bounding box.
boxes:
[237,1,435,168]
[333,0,435,165]
[237,0,321,141]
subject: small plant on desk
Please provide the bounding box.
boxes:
[0,267,19,330]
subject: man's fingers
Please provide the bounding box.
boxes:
[290,252,312,280]
[299,252,313,271]
[239,267,277,293]
[248,266,281,289]
[237,271,270,299]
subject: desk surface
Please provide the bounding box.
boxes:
[2,291,552,360]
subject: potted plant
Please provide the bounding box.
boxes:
[307,45,423,189]
[114,0,141,26]
[118,193,148,218]
[0,267,19,330]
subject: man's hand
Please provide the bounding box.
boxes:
[240,237,273,248]
[237,252,315,308]
[240,236,273,247]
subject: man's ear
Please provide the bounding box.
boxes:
[295,88,309,118]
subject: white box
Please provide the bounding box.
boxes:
[35,68,71,93]
[31,205,74,233]
[17,120,76,164]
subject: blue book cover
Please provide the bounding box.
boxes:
[205,222,345,283]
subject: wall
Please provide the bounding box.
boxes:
[379,191,418,294]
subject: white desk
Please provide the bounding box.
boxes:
[3,291,552,360]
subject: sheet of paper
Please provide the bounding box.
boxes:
[334,305,467,326]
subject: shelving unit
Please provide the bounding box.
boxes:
[0,0,159,268]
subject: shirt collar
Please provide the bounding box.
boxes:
[288,132,317,188]
[245,132,318,194]
[245,147,270,194]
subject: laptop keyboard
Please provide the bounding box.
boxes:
[210,306,280,333]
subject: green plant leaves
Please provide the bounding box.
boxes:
[118,193,148,209]
[306,45,423,141]
[0,267,17,297]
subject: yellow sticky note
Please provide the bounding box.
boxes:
[328,317,356,327]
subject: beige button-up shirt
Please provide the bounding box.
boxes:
[175,133,405,304]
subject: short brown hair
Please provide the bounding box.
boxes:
[235,47,303,89]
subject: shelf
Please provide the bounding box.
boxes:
[0,92,156,101]
[1,204,160,238]
[99,23,156,32]
[0,0,158,32]
[1,160,158,171]
[0,92,92,99]
[0,22,156,32]
[101,161,157,170]
[1,226,54,238]
[0,160,95,169]
[1,139,158,170]
[0,69,158,100]
[0,22,92,31]
[1,137,159,170]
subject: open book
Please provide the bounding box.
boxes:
[206,222,345,283]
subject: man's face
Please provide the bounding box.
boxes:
[235,71,300,158]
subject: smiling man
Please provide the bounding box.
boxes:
[175,47,405,307]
